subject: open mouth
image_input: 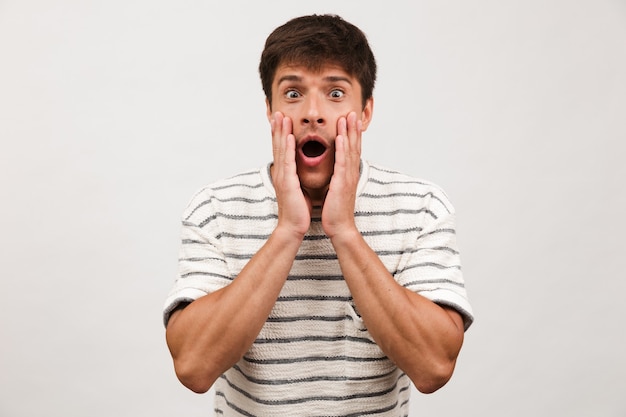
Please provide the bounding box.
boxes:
[302,141,327,158]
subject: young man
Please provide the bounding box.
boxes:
[164,14,473,416]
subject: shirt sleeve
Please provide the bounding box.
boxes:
[162,188,233,327]
[395,189,474,330]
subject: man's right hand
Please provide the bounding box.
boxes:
[271,111,312,238]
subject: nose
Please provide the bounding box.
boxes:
[301,94,326,127]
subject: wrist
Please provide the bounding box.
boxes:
[272,223,307,247]
[328,226,361,248]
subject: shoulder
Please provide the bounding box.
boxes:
[182,166,271,222]
[362,161,455,215]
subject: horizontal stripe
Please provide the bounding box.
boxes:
[417,245,460,255]
[215,389,408,417]
[253,334,375,346]
[215,393,403,417]
[211,195,276,204]
[230,364,394,385]
[356,207,437,220]
[220,370,400,405]
[360,190,449,210]
[213,226,422,241]
[242,354,388,365]
[265,315,354,323]
[199,212,277,228]
[215,392,255,417]
[192,209,435,228]
[403,278,466,288]
[180,238,204,244]
[212,181,264,192]
[399,262,461,273]
[276,295,352,302]
[286,274,344,281]
[179,271,232,280]
[360,226,423,236]
[416,227,456,240]
[178,256,226,263]
[216,246,453,263]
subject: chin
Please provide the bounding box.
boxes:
[299,174,332,197]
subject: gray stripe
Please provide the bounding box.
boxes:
[242,354,388,365]
[277,295,352,302]
[215,195,275,204]
[295,253,338,261]
[414,245,460,255]
[361,226,423,237]
[213,181,264,192]
[179,256,226,263]
[221,231,271,240]
[217,225,423,242]
[416,228,456,240]
[400,262,461,274]
[185,193,273,222]
[219,371,400,405]
[361,191,451,215]
[215,392,256,417]
[199,212,278,228]
[265,315,353,323]
[287,274,345,281]
[304,234,327,241]
[253,334,375,346]
[402,278,466,288]
[356,207,437,220]
[180,271,232,280]
[231,364,396,385]
[185,197,213,221]
[215,388,405,417]
[368,166,434,186]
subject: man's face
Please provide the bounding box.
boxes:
[267,63,373,202]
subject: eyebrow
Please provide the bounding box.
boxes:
[276,75,353,86]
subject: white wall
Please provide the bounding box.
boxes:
[1,1,625,416]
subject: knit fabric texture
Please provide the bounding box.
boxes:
[164,160,474,416]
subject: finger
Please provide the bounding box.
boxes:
[271,111,284,160]
[335,116,347,164]
[356,119,363,155]
[337,115,347,139]
[346,112,360,155]
[282,116,294,163]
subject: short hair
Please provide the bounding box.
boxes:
[259,14,377,108]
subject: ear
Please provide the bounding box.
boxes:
[360,97,374,131]
[265,98,272,123]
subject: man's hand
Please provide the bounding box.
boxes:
[322,112,362,238]
[271,111,312,237]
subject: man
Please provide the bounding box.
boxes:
[164,14,473,416]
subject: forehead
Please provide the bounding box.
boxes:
[273,63,357,86]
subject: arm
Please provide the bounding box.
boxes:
[330,230,465,393]
[166,227,303,393]
[323,113,465,393]
[166,113,310,393]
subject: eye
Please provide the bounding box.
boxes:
[330,89,344,99]
[285,90,301,99]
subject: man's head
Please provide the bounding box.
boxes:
[259,14,377,110]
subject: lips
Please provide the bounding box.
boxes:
[298,137,329,167]
[302,140,326,157]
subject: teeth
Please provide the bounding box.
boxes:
[302,141,326,157]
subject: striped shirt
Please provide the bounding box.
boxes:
[163,160,474,416]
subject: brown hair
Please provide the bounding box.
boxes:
[259,14,377,109]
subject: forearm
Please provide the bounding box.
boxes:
[166,226,303,393]
[330,229,465,393]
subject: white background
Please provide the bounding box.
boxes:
[1,1,625,416]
